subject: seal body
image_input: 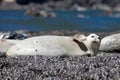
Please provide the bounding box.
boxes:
[100,33,120,52]
[6,34,100,57]
[6,36,89,56]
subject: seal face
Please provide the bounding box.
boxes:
[73,33,101,56]
[87,33,100,44]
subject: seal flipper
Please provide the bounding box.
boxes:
[73,39,88,52]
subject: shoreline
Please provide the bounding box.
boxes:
[0,30,120,37]
[0,1,120,12]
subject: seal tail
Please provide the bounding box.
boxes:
[0,39,21,53]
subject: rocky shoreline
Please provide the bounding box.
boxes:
[1,0,120,18]
[0,30,119,39]
[0,30,120,80]
[1,0,120,12]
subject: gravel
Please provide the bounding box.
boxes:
[0,30,120,80]
[0,53,120,80]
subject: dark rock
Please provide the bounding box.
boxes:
[92,4,111,11]
[16,0,31,5]
[25,8,56,17]
[16,0,49,5]
[71,4,87,11]
[0,2,23,10]
[0,32,27,40]
[25,8,40,16]
[0,52,6,58]
[113,5,120,12]
[1,0,120,11]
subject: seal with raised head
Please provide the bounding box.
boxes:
[5,33,100,57]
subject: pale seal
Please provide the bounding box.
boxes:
[5,33,100,57]
[100,33,120,52]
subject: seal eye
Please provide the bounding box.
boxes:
[91,36,94,38]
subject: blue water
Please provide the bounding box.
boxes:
[0,10,120,32]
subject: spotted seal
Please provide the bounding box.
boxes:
[5,33,100,57]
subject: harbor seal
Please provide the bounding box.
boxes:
[6,33,100,57]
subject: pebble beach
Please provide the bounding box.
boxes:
[0,30,120,80]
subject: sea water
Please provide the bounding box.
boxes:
[0,10,120,32]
